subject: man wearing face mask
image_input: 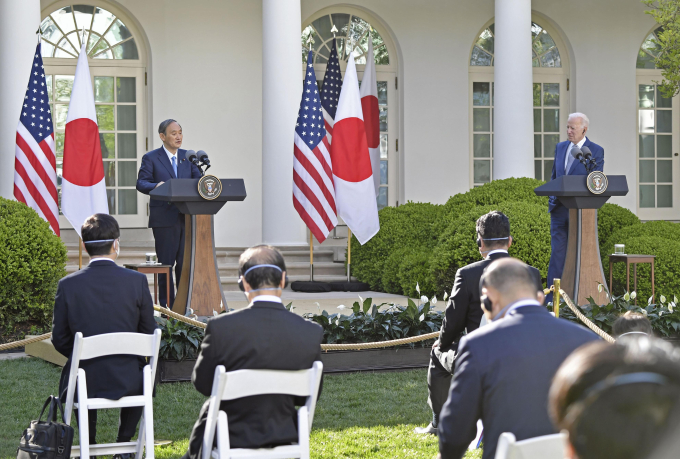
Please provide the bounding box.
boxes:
[416,211,541,435]
[52,214,156,457]
[436,258,597,459]
[183,245,323,459]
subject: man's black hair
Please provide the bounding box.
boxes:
[476,211,511,249]
[238,245,286,290]
[81,213,120,256]
[158,119,181,135]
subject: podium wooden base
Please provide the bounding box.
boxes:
[561,209,608,306]
[173,215,227,316]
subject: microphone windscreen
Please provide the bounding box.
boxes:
[581,146,592,158]
[197,150,208,161]
[571,147,582,158]
[186,150,197,162]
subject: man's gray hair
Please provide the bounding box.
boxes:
[158,119,181,135]
[568,112,590,128]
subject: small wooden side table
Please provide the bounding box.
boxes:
[124,263,172,306]
[608,254,656,304]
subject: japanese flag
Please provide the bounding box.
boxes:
[360,34,381,196]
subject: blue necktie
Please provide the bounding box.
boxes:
[172,156,177,178]
[565,145,576,174]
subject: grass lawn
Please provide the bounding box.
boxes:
[0,358,482,459]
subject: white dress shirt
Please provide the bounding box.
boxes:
[252,295,282,304]
[89,257,116,264]
[163,145,178,175]
[565,136,587,171]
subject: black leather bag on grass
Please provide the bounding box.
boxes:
[17,395,74,459]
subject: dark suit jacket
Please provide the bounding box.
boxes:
[136,147,202,227]
[52,260,156,400]
[438,305,598,459]
[437,252,542,354]
[549,137,604,212]
[191,300,323,450]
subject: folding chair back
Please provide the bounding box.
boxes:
[202,361,323,459]
[62,329,161,459]
[494,432,567,459]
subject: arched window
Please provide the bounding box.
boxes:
[469,20,568,187]
[302,9,398,210]
[40,3,147,228]
[635,27,678,220]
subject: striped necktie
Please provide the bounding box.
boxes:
[172,156,177,178]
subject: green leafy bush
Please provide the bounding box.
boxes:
[381,248,409,295]
[304,297,442,345]
[0,198,67,330]
[597,203,641,247]
[398,248,436,298]
[155,316,204,361]
[349,202,444,291]
[430,201,551,295]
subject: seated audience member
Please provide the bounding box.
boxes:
[183,245,323,459]
[437,258,598,459]
[52,214,156,456]
[415,211,542,435]
[612,311,653,338]
[550,337,680,459]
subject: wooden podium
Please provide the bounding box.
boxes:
[150,179,246,316]
[535,175,628,305]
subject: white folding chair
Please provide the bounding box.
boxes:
[494,432,567,459]
[201,361,324,459]
[62,329,162,459]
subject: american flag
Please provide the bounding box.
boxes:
[293,50,337,243]
[321,39,343,142]
[14,43,59,235]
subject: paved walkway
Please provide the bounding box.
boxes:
[0,352,29,360]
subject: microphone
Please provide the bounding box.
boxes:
[197,150,210,167]
[571,146,589,169]
[186,150,200,166]
[581,146,593,160]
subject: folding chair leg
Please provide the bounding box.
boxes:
[77,372,90,459]
[298,407,310,459]
[216,412,230,459]
[143,367,155,459]
[135,416,146,459]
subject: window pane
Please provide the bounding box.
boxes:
[657,86,672,108]
[118,189,138,214]
[377,81,387,105]
[639,135,655,158]
[94,77,114,103]
[46,75,53,101]
[380,160,388,185]
[474,160,491,183]
[311,15,333,42]
[639,85,655,108]
[544,134,559,159]
[534,134,542,158]
[380,134,388,159]
[474,134,491,157]
[657,110,672,133]
[639,110,654,133]
[55,76,74,101]
[657,135,672,157]
[544,159,554,181]
[543,109,559,132]
[534,160,542,180]
[118,133,137,158]
[106,188,115,214]
[96,105,114,131]
[377,187,387,210]
[637,50,656,69]
[117,77,136,102]
[476,28,494,55]
[657,160,673,182]
[111,39,139,60]
[473,82,490,106]
[473,108,490,131]
[639,160,655,182]
[103,161,115,186]
[105,19,132,46]
[117,105,136,131]
[533,83,541,107]
[470,46,492,66]
[55,104,68,129]
[118,161,138,186]
[100,133,115,158]
[534,109,541,132]
[658,185,673,207]
[543,83,559,106]
[379,106,387,131]
[55,132,65,156]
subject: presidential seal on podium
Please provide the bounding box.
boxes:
[198,174,222,200]
[587,171,608,195]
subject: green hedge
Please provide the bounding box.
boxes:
[349,202,444,291]
[397,248,436,298]
[597,203,641,247]
[0,198,67,329]
[429,201,551,295]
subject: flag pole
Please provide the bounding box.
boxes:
[347,228,352,282]
[78,237,82,270]
[310,232,314,281]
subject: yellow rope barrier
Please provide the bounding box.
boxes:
[558,288,615,343]
[0,333,52,352]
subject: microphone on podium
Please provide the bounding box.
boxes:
[186,150,200,166]
[571,146,588,168]
[580,146,597,171]
[197,150,211,171]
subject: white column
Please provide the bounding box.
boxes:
[262,0,306,245]
[493,0,534,179]
[0,0,41,199]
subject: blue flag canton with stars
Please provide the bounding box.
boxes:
[320,39,343,119]
[21,44,53,142]
[295,50,326,148]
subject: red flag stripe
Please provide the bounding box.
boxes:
[40,135,57,169]
[293,169,335,232]
[295,136,333,187]
[14,161,60,231]
[293,194,326,243]
[294,148,337,214]
[16,133,58,202]
[14,144,59,213]
[293,181,331,240]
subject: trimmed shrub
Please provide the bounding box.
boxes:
[349,202,444,291]
[397,248,436,298]
[381,248,409,295]
[597,203,641,247]
[430,201,551,295]
[0,198,67,330]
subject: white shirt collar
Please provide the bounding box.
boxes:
[163,145,178,163]
[251,295,282,304]
[485,249,508,259]
[89,257,116,264]
[565,136,588,170]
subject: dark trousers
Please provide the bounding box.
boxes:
[183,399,211,459]
[76,407,143,444]
[152,215,186,308]
[546,205,569,304]
[427,347,453,426]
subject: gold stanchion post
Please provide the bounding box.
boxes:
[78,237,83,270]
[309,232,314,281]
[554,278,561,318]
[347,228,352,282]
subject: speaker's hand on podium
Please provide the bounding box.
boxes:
[155,181,165,188]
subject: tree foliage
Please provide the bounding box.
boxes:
[643,0,680,97]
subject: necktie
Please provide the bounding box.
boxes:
[172,156,177,178]
[565,145,576,174]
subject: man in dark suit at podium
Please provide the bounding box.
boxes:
[546,113,604,301]
[136,119,202,308]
